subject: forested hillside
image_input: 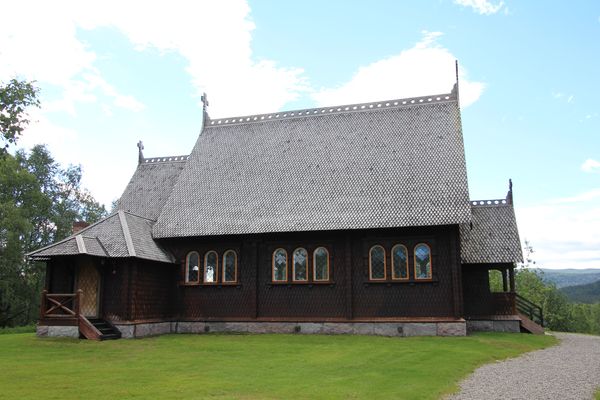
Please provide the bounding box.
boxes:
[540,269,600,288]
[561,280,600,304]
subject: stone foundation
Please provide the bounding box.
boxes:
[36,325,79,338]
[466,319,520,333]
[113,320,467,338]
[37,320,470,339]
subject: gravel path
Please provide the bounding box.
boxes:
[448,333,600,400]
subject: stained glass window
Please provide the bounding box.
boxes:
[414,244,432,280]
[186,252,199,283]
[272,248,287,282]
[204,251,218,283]
[223,250,237,283]
[369,245,386,280]
[392,244,408,280]
[293,248,308,281]
[313,247,329,281]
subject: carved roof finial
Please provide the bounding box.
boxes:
[201,92,209,110]
[507,178,513,204]
[137,140,144,164]
[451,60,460,104]
[201,92,210,124]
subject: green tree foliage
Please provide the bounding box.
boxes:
[0,79,40,155]
[514,242,600,335]
[0,145,106,327]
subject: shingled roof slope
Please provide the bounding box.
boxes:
[460,200,523,264]
[28,211,175,263]
[153,90,471,238]
[117,156,188,220]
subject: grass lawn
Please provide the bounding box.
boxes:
[0,332,556,400]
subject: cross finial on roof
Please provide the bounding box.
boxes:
[137,140,144,164]
[201,92,209,111]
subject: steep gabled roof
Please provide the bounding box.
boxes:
[27,210,175,263]
[460,198,523,264]
[153,89,471,238]
[117,155,188,220]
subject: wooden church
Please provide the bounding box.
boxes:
[29,81,541,340]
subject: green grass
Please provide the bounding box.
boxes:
[595,388,600,400]
[0,324,35,334]
[0,332,556,400]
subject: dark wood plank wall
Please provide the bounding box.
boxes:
[158,225,462,322]
[102,261,131,321]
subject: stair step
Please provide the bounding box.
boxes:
[518,312,545,335]
[79,318,122,340]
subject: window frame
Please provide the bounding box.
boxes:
[272,248,288,282]
[185,251,200,283]
[203,250,219,284]
[391,244,409,281]
[413,243,433,280]
[292,247,309,282]
[222,250,238,283]
[368,244,387,281]
[312,246,330,282]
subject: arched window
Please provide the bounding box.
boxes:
[293,248,308,282]
[313,247,329,281]
[185,251,200,283]
[222,250,237,283]
[204,250,218,283]
[369,245,386,280]
[414,243,432,280]
[391,244,409,280]
[272,248,288,282]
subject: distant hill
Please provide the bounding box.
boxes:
[561,280,600,304]
[539,268,600,288]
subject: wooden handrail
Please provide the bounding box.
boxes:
[515,293,544,327]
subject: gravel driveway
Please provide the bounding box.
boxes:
[448,333,600,400]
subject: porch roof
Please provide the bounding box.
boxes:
[459,199,523,264]
[27,210,175,264]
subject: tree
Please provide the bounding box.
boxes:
[0,145,107,326]
[0,79,40,155]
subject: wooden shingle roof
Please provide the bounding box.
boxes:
[459,199,523,264]
[153,89,471,238]
[28,211,175,263]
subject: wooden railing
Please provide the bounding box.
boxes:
[40,290,81,319]
[516,293,544,327]
[491,292,517,315]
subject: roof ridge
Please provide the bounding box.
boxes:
[118,210,137,257]
[141,155,189,164]
[120,209,158,222]
[26,213,120,257]
[208,91,456,127]
[470,198,511,207]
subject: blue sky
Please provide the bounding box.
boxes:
[1,0,599,269]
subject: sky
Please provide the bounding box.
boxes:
[1,0,599,269]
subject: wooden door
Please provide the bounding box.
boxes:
[77,261,100,317]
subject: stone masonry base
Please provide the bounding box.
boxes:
[111,321,467,338]
[38,319,522,339]
[466,319,521,333]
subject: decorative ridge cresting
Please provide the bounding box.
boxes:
[208,91,457,127]
[142,155,189,164]
[470,199,510,207]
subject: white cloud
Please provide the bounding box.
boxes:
[454,0,505,15]
[312,31,485,109]
[581,159,600,174]
[517,189,600,269]
[0,1,307,118]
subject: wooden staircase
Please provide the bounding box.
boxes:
[518,312,545,335]
[515,294,545,335]
[79,316,122,340]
